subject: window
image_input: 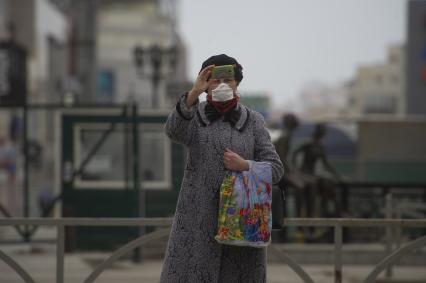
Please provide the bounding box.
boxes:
[96,70,115,104]
[140,126,169,186]
[73,123,171,190]
[363,95,396,114]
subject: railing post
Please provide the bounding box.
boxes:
[396,204,402,250]
[334,224,342,283]
[57,224,65,283]
[132,102,143,263]
[385,191,393,278]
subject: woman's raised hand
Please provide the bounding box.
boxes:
[186,65,215,107]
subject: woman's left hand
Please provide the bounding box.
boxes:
[223,148,249,171]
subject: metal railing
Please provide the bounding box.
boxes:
[0,217,425,283]
[278,218,426,283]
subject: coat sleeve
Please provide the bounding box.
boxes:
[164,93,199,147]
[252,112,285,184]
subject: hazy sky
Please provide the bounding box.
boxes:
[178,0,408,110]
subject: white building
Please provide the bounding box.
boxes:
[297,81,350,122]
[0,0,67,138]
[297,44,405,122]
[96,0,189,109]
[0,0,67,217]
[347,44,405,118]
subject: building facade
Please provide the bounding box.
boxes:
[96,0,189,109]
[347,45,405,118]
[297,81,349,122]
[0,0,67,137]
[406,0,426,115]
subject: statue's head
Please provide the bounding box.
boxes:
[313,123,326,140]
[282,113,299,132]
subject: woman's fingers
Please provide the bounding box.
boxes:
[224,155,235,165]
[224,149,242,170]
[200,64,215,74]
[199,65,215,78]
[224,152,240,163]
[224,150,236,156]
[223,154,232,167]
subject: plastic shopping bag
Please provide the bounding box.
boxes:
[215,161,272,248]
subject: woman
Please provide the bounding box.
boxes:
[160,54,284,282]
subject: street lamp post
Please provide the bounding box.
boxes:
[132,44,177,108]
[130,44,177,262]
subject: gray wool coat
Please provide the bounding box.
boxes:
[160,94,284,283]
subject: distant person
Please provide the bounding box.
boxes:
[9,113,22,143]
[160,54,284,282]
[0,136,18,215]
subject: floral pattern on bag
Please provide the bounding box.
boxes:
[215,161,272,247]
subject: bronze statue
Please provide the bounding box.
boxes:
[291,123,342,241]
[272,114,300,237]
[292,123,340,178]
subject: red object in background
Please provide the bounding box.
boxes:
[421,67,426,82]
[423,14,426,29]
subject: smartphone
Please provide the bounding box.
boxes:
[211,65,235,79]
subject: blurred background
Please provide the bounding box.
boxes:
[0,0,425,282]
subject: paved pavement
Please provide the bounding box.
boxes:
[1,243,426,283]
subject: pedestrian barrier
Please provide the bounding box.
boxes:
[0,217,425,283]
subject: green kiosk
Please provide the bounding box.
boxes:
[61,106,184,251]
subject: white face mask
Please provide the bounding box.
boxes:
[211,83,234,102]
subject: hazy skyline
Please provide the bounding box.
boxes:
[178,0,407,110]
